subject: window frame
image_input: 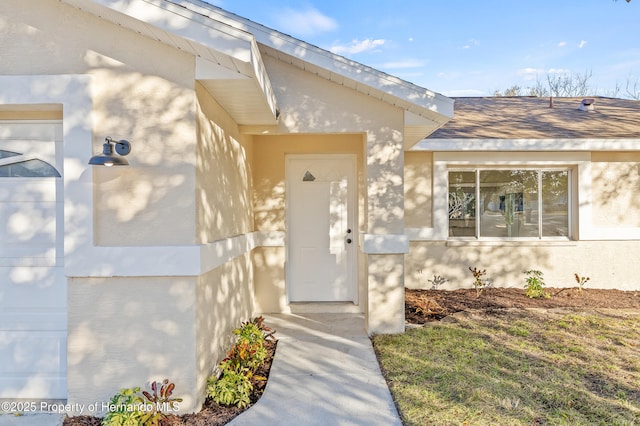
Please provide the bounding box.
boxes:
[447,166,573,241]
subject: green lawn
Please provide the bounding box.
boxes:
[373,309,640,426]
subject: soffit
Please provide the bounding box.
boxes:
[62,0,278,125]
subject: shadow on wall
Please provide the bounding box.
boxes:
[406,243,554,291]
[91,70,197,246]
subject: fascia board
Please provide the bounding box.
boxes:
[412,138,640,151]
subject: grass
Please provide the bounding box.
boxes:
[372,309,640,426]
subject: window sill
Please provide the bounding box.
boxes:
[446,238,576,247]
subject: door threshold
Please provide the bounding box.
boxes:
[288,302,362,314]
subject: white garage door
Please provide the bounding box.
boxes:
[0,122,66,399]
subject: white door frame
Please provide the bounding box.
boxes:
[285,153,358,304]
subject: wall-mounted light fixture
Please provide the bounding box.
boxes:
[88,137,131,166]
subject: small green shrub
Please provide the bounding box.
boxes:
[574,273,590,292]
[207,316,275,408]
[428,274,449,290]
[524,270,550,299]
[469,267,492,297]
[103,387,145,426]
[103,380,182,426]
[207,368,254,408]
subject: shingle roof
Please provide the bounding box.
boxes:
[427,97,640,139]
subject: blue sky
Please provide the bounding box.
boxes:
[208,1,639,98]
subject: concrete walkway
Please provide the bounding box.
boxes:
[0,313,402,426]
[228,313,403,426]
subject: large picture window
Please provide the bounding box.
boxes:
[448,169,570,239]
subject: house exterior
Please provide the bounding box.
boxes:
[405,96,640,291]
[0,0,453,413]
[3,0,639,416]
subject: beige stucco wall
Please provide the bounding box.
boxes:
[405,151,433,228]
[195,254,254,404]
[405,241,640,291]
[591,152,640,227]
[67,277,198,412]
[196,83,254,242]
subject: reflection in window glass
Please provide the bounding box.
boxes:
[542,171,569,237]
[480,170,538,238]
[448,171,476,236]
[448,169,570,239]
[0,150,20,159]
[0,159,61,177]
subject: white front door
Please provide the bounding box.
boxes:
[287,155,356,302]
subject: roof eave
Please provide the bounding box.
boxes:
[170,0,454,139]
[62,0,278,125]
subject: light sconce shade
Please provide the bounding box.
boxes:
[88,137,131,166]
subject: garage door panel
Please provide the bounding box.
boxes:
[1,203,57,246]
[0,311,66,331]
[0,248,57,267]
[0,122,66,399]
[0,181,57,203]
[0,267,66,309]
[0,329,66,399]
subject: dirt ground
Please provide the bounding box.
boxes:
[64,287,640,425]
[405,287,640,324]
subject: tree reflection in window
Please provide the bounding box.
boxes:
[0,150,61,177]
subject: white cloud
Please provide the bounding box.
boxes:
[578,40,587,48]
[463,38,480,49]
[558,41,567,47]
[517,68,544,81]
[330,39,385,55]
[274,7,337,37]
[547,68,571,75]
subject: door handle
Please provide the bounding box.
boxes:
[346,238,352,244]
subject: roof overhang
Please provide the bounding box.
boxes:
[62,0,279,125]
[161,0,454,147]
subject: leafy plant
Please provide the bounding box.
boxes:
[103,387,145,426]
[104,380,182,426]
[207,317,275,408]
[140,379,183,426]
[207,368,254,408]
[428,274,449,290]
[469,267,492,297]
[524,269,550,299]
[574,273,590,292]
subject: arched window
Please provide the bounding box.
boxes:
[0,150,61,177]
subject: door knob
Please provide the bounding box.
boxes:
[346,238,352,244]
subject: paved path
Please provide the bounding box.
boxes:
[0,313,402,426]
[228,313,403,426]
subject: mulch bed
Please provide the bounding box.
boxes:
[405,287,640,324]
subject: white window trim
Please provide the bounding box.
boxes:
[430,152,589,241]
